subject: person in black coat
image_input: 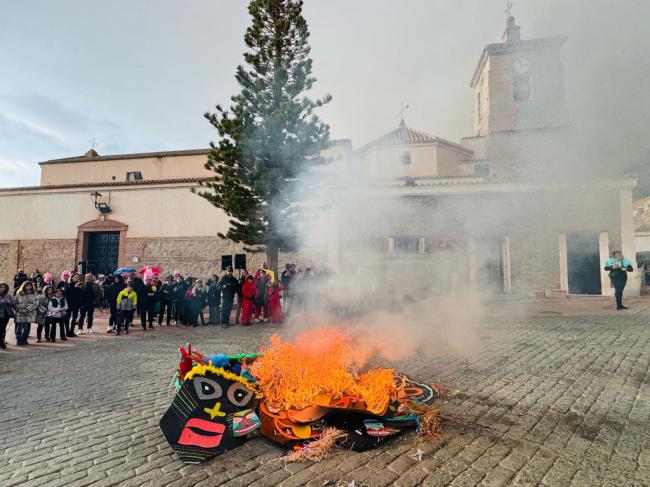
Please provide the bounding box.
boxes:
[64,275,82,337]
[172,275,188,325]
[190,280,207,327]
[13,269,27,294]
[139,277,159,330]
[206,274,221,324]
[158,275,174,326]
[78,274,100,333]
[218,267,239,327]
[129,272,144,295]
[104,275,125,332]
[604,251,634,310]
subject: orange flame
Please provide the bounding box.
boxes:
[251,327,398,411]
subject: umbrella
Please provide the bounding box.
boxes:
[139,266,162,275]
[114,267,137,275]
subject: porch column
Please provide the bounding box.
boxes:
[502,236,512,294]
[468,237,478,290]
[620,188,640,295]
[599,232,611,296]
[558,233,568,292]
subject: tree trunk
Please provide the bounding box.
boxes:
[266,242,279,278]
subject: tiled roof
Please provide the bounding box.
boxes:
[39,140,353,166]
[39,149,211,165]
[0,177,214,193]
[357,121,472,154]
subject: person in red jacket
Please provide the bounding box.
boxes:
[253,269,270,322]
[268,281,283,323]
[240,275,258,326]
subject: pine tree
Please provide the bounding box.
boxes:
[195,0,330,273]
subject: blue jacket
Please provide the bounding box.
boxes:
[604,258,633,280]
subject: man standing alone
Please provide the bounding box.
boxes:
[207,274,221,325]
[218,267,239,327]
[604,251,634,310]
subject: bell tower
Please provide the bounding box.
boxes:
[471,13,568,137]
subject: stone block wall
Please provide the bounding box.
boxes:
[122,237,311,278]
[0,242,13,286]
[18,240,77,279]
[0,235,314,286]
[0,240,76,286]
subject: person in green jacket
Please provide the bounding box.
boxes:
[116,282,138,335]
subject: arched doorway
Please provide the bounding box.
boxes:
[76,218,128,275]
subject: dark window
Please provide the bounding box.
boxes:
[513,58,532,101]
[126,171,143,181]
[393,237,420,255]
[400,151,412,165]
[474,163,490,177]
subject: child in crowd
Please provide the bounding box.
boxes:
[47,288,68,342]
[116,282,137,335]
[268,281,283,323]
[190,280,207,327]
[36,286,53,342]
[240,275,258,326]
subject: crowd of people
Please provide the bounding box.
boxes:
[0,262,315,348]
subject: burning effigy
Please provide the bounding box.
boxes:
[159,328,445,464]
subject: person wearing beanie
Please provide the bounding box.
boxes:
[217,267,239,326]
[56,270,69,290]
[105,275,125,332]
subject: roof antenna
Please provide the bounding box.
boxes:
[85,137,100,158]
[396,102,410,127]
[505,0,513,18]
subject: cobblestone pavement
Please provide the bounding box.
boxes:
[1,309,649,486]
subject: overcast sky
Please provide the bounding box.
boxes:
[1,0,649,187]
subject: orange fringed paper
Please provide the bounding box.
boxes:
[251,327,398,411]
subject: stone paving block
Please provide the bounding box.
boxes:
[1,314,649,486]
[450,466,484,486]
[165,472,210,487]
[394,466,428,486]
[349,465,399,487]
[480,465,515,486]
[635,467,650,486]
[386,453,417,475]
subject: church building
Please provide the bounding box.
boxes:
[0,15,638,297]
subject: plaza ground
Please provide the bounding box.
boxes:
[0,297,649,486]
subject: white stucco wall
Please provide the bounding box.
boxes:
[0,183,231,239]
[40,154,213,185]
[359,143,469,178]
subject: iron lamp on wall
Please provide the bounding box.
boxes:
[90,191,112,214]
